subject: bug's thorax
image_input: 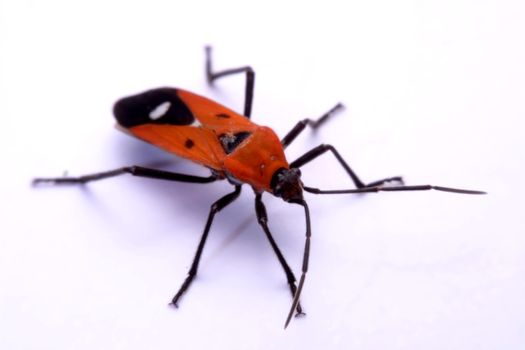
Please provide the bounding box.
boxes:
[222,126,290,192]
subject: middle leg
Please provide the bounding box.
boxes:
[171,185,242,307]
[281,103,345,148]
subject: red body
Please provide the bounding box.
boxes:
[119,89,289,192]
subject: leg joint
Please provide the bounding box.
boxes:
[126,166,138,175]
[210,202,219,213]
[257,216,268,225]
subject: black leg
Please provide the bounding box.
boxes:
[32,166,218,186]
[281,103,345,148]
[290,144,403,189]
[171,185,242,307]
[254,193,304,316]
[205,46,255,118]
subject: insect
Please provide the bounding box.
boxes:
[33,46,485,328]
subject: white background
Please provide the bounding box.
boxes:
[1,0,524,349]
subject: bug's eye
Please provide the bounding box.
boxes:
[114,87,195,128]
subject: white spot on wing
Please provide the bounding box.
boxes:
[149,101,171,120]
[191,119,202,127]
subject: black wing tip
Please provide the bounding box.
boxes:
[113,87,194,128]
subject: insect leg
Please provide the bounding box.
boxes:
[281,103,345,148]
[171,185,242,307]
[205,46,255,118]
[32,166,218,186]
[254,193,304,316]
[290,144,403,189]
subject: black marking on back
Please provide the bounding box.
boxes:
[113,87,194,128]
[219,132,252,154]
[185,139,194,149]
[216,113,231,119]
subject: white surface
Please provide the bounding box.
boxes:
[1,0,524,349]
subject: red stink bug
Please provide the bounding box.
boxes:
[33,46,485,328]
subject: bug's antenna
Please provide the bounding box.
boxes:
[303,184,486,195]
[284,199,311,329]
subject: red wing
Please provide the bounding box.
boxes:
[114,87,261,170]
[128,124,227,170]
[177,89,258,134]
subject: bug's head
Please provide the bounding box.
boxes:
[271,168,303,202]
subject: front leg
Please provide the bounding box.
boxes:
[290,144,403,189]
[254,193,304,316]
